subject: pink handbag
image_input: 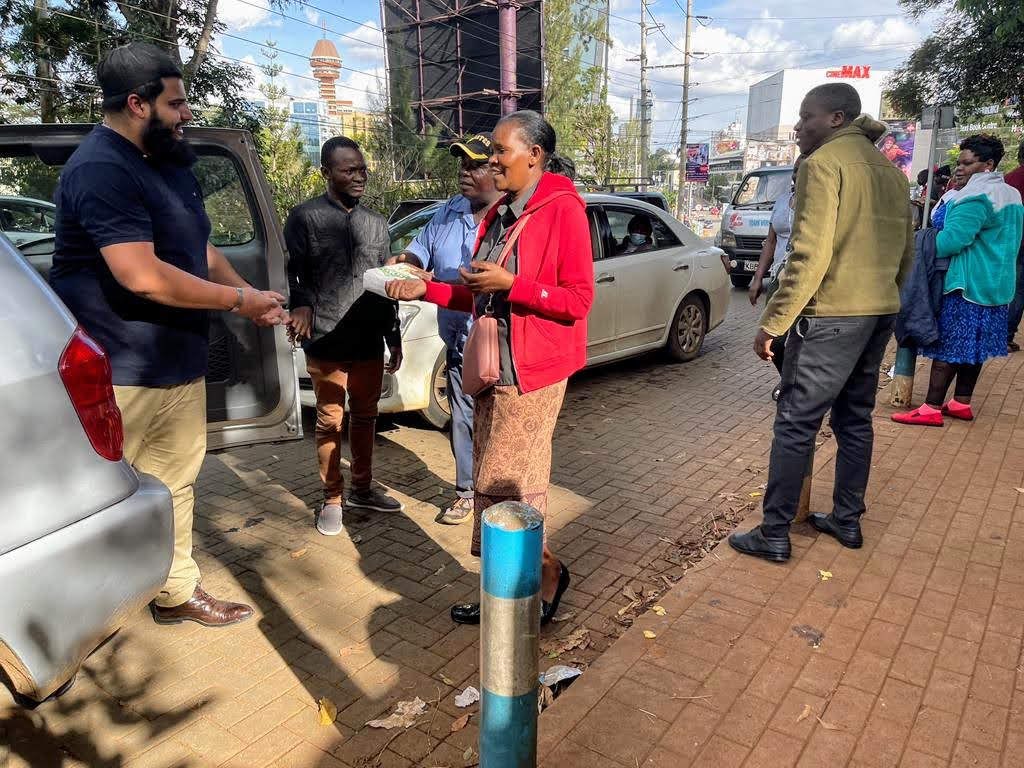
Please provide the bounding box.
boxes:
[461,213,532,396]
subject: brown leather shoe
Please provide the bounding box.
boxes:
[151,586,254,628]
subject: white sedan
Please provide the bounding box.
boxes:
[297,195,731,427]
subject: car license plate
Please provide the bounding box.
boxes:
[744,260,759,272]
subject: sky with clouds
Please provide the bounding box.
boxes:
[213,0,934,148]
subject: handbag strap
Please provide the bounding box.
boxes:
[473,211,533,318]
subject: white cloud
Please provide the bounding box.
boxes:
[303,5,320,26]
[340,21,386,64]
[828,18,920,52]
[337,67,387,111]
[218,0,278,32]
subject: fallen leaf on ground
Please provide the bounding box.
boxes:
[451,713,472,732]
[552,611,577,623]
[750,492,762,498]
[318,698,337,726]
[351,534,363,544]
[290,548,308,559]
[541,628,591,658]
[439,675,457,686]
[365,697,427,729]
[455,686,480,708]
[1016,488,1024,494]
[464,746,475,762]
[815,715,843,731]
[819,570,833,581]
[652,606,667,616]
[643,630,657,639]
[796,704,813,723]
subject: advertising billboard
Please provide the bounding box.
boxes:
[685,143,710,182]
[880,120,917,180]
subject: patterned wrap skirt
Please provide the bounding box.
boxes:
[921,291,1008,365]
[470,380,567,557]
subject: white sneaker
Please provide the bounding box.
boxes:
[316,503,344,536]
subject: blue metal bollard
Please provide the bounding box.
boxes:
[889,344,918,407]
[479,501,543,768]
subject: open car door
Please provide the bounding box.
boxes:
[0,124,302,449]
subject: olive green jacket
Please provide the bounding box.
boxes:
[760,115,914,337]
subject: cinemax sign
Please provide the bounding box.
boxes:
[826,65,872,79]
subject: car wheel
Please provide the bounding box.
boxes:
[666,294,707,362]
[420,348,452,430]
[730,275,752,288]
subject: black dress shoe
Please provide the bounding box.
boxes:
[728,527,791,562]
[809,513,863,549]
[541,563,571,627]
[451,602,481,625]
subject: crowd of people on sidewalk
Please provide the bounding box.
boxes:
[46,40,1024,646]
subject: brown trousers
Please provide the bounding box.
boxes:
[306,356,384,503]
[471,381,567,556]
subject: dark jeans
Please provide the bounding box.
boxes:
[761,314,896,536]
[1008,245,1024,343]
[445,336,475,499]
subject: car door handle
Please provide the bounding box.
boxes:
[596,274,615,283]
[673,264,690,271]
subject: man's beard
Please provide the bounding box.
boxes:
[142,114,197,167]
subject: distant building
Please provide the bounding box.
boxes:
[288,99,341,165]
[746,65,892,142]
[574,0,608,103]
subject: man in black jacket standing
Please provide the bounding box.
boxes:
[285,136,403,536]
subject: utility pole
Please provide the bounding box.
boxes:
[674,0,694,220]
[497,0,518,115]
[603,0,612,188]
[638,0,649,190]
[34,0,54,123]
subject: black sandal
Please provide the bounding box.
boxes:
[541,563,571,626]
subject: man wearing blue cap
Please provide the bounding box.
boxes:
[395,133,502,524]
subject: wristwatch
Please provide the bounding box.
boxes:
[229,287,244,313]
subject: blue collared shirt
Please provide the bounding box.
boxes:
[404,195,480,348]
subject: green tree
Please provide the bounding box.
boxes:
[0,0,277,127]
[543,0,611,182]
[888,0,1024,117]
[253,40,322,225]
[360,79,458,216]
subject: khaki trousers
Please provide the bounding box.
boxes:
[113,378,206,608]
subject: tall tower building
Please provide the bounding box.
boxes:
[310,25,344,115]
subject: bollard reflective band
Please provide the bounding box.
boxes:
[481,592,541,697]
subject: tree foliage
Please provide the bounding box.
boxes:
[888,0,1024,117]
[543,0,612,183]
[0,0,273,128]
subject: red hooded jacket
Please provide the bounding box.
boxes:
[422,172,594,393]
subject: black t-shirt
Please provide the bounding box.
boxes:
[50,125,212,387]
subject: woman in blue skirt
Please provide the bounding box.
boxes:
[894,134,1024,426]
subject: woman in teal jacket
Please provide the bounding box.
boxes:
[894,134,1024,426]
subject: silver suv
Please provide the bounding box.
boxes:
[0,233,173,705]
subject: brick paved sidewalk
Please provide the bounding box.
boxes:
[538,350,1024,768]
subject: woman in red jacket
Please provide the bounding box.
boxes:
[387,110,594,626]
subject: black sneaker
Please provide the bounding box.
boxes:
[347,488,404,513]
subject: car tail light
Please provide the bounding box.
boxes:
[58,327,124,461]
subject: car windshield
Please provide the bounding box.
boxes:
[731,169,791,209]
[388,205,440,256]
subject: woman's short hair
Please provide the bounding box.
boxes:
[960,134,1005,167]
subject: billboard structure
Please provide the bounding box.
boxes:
[685,143,710,182]
[382,0,544,138]
[880,120,917,180]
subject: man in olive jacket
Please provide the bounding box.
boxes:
[730,83,913,562]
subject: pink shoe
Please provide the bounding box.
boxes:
[892,405,944,427]
[942,401,974,421]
